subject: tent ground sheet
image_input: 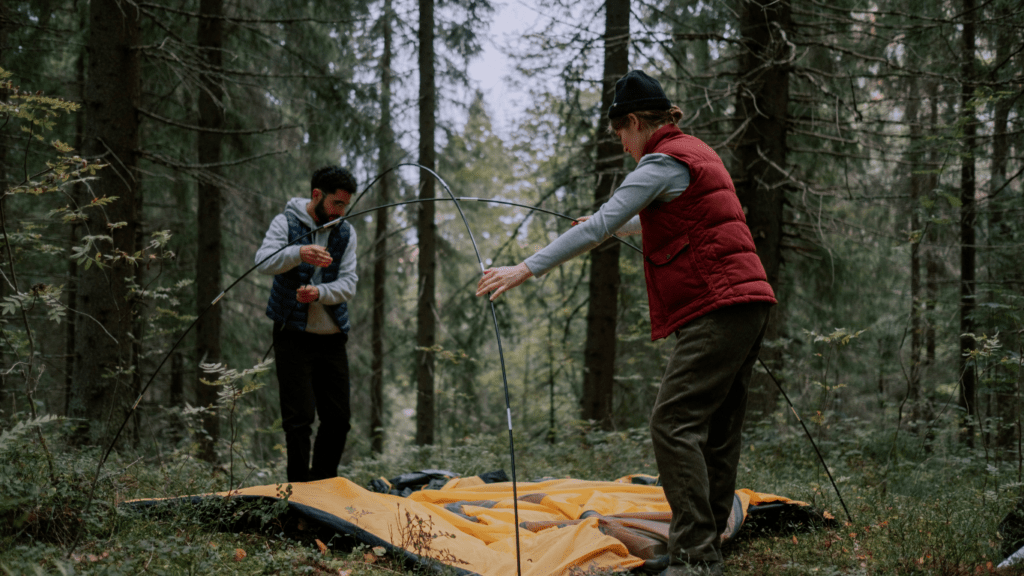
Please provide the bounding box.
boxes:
[132,473,823,576]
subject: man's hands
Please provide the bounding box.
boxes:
[300,245,333,267]
[298,246,329,303]
[475,262,533,301]
[297,285,319,303]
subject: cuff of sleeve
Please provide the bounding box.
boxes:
[522,259,543,278]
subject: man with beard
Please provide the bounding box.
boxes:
[256,166,359,483]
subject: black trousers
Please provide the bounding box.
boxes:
[272,326,352,483]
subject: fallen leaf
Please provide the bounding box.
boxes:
[363,552,377,564]
[792,535,798,545]
[234,548,246,562]
[316,539,328,555]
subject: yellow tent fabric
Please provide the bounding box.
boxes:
[160,475,808,576]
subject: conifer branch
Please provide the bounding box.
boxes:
[137,108,297,135]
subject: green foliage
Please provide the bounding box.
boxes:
[0,68,79,130]
[0,0,1021,573]
[0,283,66,323]
[0,69,103,202]
[0,415,99,549]
[0,415,62,458]
[191,359,276,491]
[0,69,180,454]
[0,412,1021,575]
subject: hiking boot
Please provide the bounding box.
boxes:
[643,554,670,573]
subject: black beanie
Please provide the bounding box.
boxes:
[607,70,672,120]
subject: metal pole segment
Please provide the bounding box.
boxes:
[757,357,854,524]
[75,186,630,562]
[79,167,849,567]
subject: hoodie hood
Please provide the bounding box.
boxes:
[284,197,316,228]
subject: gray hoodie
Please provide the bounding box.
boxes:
[255,197,358,334]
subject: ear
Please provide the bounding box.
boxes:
[311,188,323,201]
[628,113,642,131]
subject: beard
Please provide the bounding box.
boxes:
[314,197,332,224]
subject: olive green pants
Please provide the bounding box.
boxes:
[651,302,771,567]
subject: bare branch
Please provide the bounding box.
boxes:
[137,2,367,25]
[137,108,298,135]
[138,148,289,171]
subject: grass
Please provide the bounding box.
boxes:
[3,415,1024,575]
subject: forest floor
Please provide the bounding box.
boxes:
[3,417,1024,575]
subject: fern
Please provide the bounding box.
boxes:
[0,414,62,454]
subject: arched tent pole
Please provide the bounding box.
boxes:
[70,167,530,575]
[357,162,525,576]
[69,171,851,560]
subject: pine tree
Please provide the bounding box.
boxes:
[69,0,142,446]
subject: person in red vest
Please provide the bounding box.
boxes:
[476,70,776,576]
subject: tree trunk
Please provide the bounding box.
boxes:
[65,12,87,417]
[580,0,629,431]
[547,317,556,444]
[170,351,184,445]
[924,82,940,368]
[989,5,1014,451]
[69,0,141,446]
[907,76,922,403]
[734,0,790,417]
[415,0,437,446]
[957,0,977,447]
[371,0,395,455]
[0,0,7,412]
[195,0,224,463]
[905,75,933,433]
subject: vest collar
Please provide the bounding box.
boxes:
[641,124,684,157]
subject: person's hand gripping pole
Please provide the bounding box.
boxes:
[476,262,534,301]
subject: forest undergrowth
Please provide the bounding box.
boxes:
[2,411,1024,575]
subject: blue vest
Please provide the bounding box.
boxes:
[265,212,351,333]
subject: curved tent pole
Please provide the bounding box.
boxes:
[71,166,529,575]
[71,165,851,561]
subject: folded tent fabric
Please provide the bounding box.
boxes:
[128,472,825,576]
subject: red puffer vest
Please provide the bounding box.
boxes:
[639,125,776,340]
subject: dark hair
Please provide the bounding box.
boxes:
[310,166,357,197]
[606,106,684,135]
